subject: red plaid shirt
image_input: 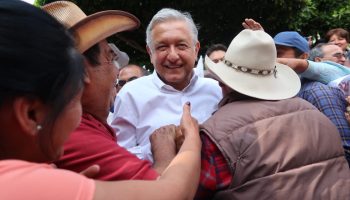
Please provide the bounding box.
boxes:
[195,133,232,199]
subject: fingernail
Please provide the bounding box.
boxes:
[186,101,191,106]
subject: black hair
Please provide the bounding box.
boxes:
[325,28,350,43]
[292,47,305,58]
[0,0,84,155]
[83,43,101,66]
[205,43,227,57]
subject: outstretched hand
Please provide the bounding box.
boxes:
[174,102,200,151]
[80,164,100,178]
[179,102,199,138]
[242,18,264,31]
[51,163,100,178]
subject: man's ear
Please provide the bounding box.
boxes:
[299,52,309,59]
[82,58,91,85]
[13,97,46,136]
[194,41,200,57]
[146,45,154,65]
[315,57,323,62]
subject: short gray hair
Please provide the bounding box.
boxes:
[146,8,199,48]
[308,43,328,61]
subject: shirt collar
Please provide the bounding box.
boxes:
[81,112,116,138]
[152,69,198,92]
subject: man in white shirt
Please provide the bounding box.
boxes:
[110,8,222,161]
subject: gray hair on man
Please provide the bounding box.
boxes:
[308,43,330,61]
[145,8,199,49]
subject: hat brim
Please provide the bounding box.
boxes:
[72,10,140,53]
[205,56,301,100]
[274,41,295,48]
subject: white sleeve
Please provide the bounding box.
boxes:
[110,91,151,161]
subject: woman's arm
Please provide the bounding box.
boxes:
[93,102,201,200]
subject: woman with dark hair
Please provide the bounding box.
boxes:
[325,28,350,52]
[0,1,201,199]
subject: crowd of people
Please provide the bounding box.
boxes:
[1,0,350,199]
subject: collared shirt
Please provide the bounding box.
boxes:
[110,71,222,161]
[298,80,350,163]
[55,113,159,181]
[300,61,350,84]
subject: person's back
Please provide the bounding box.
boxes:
[201,29,350,199]
[201,96,350,199]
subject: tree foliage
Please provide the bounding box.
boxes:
[36,0,350,70]
[291,0,350,38]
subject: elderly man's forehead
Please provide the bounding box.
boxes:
[323,44,342,52]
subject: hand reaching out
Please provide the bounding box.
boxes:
[174,102,200,152]
[51,163,100,178]
[80,165,100,178]
[242,18,264,31]
[179,102,199,138]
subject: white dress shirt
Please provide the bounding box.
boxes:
[110,71,222,162]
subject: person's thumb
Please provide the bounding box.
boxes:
[80,165,100,178]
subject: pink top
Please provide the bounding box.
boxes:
[0,160,95,200]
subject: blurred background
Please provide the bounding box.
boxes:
[32,0,350,72]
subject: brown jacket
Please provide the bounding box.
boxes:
[201,96,350,199]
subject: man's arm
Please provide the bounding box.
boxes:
[150,125,177,174]
[276,58,309,73]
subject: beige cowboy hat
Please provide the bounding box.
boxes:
[42,1,140,53]
[205,29,301,100]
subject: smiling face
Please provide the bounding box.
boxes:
[147,20,200,90]
[329,34,349,51]
[319,44,346,65]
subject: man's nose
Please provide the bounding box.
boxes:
[167,46,180,61]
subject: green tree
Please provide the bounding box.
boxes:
[36,0,350,70]
[291,0,350,40]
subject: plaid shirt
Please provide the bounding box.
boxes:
[298,80,350,164]
[195,133,232,200]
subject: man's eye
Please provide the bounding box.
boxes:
[156,46,167,51]
[178,44,188,50]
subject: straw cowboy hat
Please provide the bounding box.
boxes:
[205,29,301,100]
[42,1,140,53]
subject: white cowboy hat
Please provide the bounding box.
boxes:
[205,29,300,100]
[42,1,140,53]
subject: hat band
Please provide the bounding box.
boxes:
[224,60,277,78]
